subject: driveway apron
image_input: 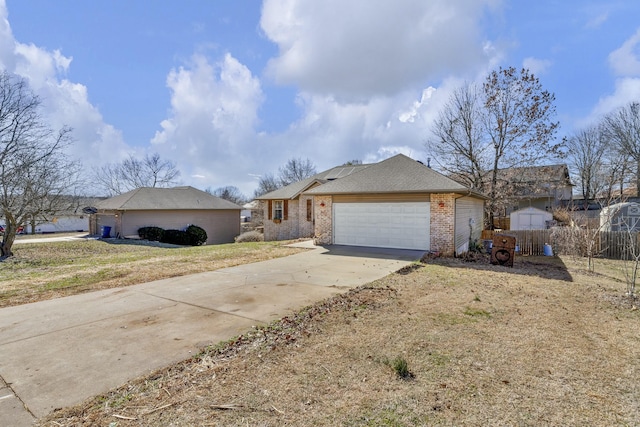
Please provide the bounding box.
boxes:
[0,243,422,424]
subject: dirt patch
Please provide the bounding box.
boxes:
[38,255,640,426]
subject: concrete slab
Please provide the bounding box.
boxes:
[0,243,421,424]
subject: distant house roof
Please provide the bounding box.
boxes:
[257,155,487,199]
[242,200,259,209]
[499,164,573,186]
[255,164,370,200]
[96,186,241,211]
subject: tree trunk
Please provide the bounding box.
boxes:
[0,227,15,257]
[0,213,17,258]
[636,158,640,197]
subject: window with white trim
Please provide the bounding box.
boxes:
[274,200,284,220]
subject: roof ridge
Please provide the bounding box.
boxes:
[120,187,143,207]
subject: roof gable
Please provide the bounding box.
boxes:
[96,186,241,210]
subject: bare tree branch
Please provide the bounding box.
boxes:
[0,71,79,257]
[93,153,181,196]
[428,67,562,228]
[602,102,640,195]
[208,186,247,206]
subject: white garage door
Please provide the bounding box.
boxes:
[333,202,430,250]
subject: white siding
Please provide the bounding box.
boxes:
[510,207,552,230]
[455,197,485,254]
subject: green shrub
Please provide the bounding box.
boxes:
[160,229,192,246]
[382,355,414,379]
[138,226,164,241]
[186,224,208,246]
[392,356,412,379]
[235,230,264,243]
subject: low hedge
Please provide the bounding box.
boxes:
[160,229,193,246]
[138,226,164,241]
[138,225,207,246]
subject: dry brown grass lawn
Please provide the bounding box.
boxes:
[38,254,640,426]
[0,238,303,308]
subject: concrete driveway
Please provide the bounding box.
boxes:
[0,242,422,425]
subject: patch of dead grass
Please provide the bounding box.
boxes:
[38,255,640,426]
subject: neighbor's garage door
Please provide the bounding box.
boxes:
[333,202,430,250]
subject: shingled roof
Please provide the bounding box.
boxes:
[255,164,370,200]
[498,164,572,185]
[96,186,241,210]
[304,154,487,197]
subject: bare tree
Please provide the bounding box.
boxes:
[278,157,317,186]
[602,102,640,195]
[428,67,562,227]
[253,172,280,198]
[483,67,562,226]
[209,186,247,206]
[428,83,489,191]
[0,71,77,257]
[566,125,608,208]
[94,153,181,196]
[253,158,317,198]
[600,149,634,201]
[621,222,640,299]
[22,149,84,234]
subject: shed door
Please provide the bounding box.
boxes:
[333,202,430,250]
[521,213,545,230]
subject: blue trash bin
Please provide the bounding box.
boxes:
[101,226,112,238]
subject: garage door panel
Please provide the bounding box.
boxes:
[333,202,430,250]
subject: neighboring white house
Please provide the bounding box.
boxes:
[600,202,640,232]
[241,201,256,223]
[510,207,553,230]
[26,216,89,233]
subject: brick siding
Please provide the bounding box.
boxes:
[430,193,456,256]
[313,195,333,245]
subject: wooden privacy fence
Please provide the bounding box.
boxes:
[481,228,640,259]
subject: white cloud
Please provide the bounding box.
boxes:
[399,87,436,123]
[263,78,461,174]
[609,28,640,77]
[261,0,499,100]
[581,30,640,126]
[588,77,640,120]
[584,11,609,30]
[0,1,130,183]
[151,53,264,191]
[1,0,504,198]
[522,57,552,75]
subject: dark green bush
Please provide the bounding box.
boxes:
[160,229,192,246]
[138,226,164,241]
[186,224,208,246]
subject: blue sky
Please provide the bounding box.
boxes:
[2,0,640,196]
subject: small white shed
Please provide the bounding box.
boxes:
[510,207,553,230]
[600,202,640,232]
